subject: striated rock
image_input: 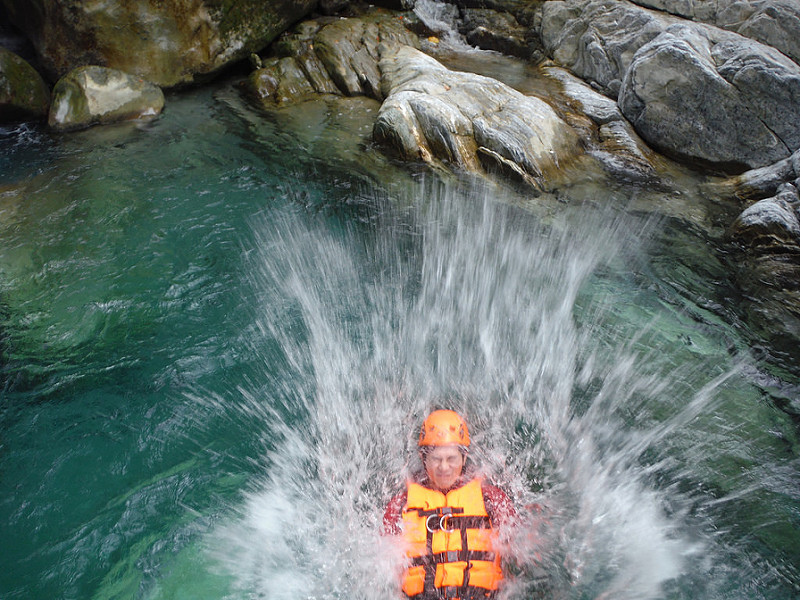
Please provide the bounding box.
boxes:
[0,46,49,122]
[248,13,419,106]
[374,45,581,190]
[728,182,800,345]
[48,66,164,132]
[1,0,318,88]
[707,149,800,201]
[731,184,800,250]
[542,65,660,183]
[540,0,800,172]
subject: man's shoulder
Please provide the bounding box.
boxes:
[481,481,511,500]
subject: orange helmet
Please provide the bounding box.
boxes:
[418,410,470,447]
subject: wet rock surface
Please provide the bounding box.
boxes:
[374,45,581,190]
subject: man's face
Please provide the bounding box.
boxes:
[423,445,465,491]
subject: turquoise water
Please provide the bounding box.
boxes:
[1,77,798,600]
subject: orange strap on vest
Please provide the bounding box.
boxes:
[401,478,503,599]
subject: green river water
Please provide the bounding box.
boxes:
[1,63,799,600]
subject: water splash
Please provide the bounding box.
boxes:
[413,0,474,52]
[208,179,734,600]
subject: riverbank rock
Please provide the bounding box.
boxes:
[0,47,49,122]
[1,0,317,88]
[728,182,800,347]
[374,45,581,190]
[707,149,800,202]
[541,65,660,183]
[48,66,164,132]
[459,8,529,58]
[730,184,800,250]
[539,0,800,172]
[248,12,420,106]
[632,0,800,66]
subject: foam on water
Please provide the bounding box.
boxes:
[208,180,728,600]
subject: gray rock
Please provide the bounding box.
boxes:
[632,0,800,66]
[540,0,800,171]
[542,66,659,182]
[731,183,800,249]
[374,45,581,189]
[460,8,529,58]
[0,46,49,122]
[48,66,164,132]
[618,24,793,170]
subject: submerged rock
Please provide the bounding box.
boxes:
[0,47,49,122]
[728,182,800,347]
[374,45,581,190]
[48,66,164,132]
[2,0,318,88]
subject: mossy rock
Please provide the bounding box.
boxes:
[0,46,50,123]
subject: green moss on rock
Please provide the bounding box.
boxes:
[0,46,50,122]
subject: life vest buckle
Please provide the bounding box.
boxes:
[425,512,456,533]
[439,514,454,532]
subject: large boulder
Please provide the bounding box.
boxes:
[540,0,800,172]
[0,46,49,122]
[618,24,799,171]
[48,66,164,131]
[1,0,318,88]
[631,0,800,66]
[373,45,581,190]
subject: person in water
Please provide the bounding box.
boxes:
[383,409,516,600]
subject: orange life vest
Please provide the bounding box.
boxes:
[401,478,503,599]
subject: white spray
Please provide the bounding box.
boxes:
[210,179,718,600]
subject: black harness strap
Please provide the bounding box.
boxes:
[408,506,495,599]
[410,550,496,567]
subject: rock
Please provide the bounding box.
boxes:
[707,149,800,201]
[373,45,581,190]
[633,0,800,66]
[459,9,529,58]
[540,0,800,172]
[731,183,800,250]
[618,24,794,171]
[1,0,318,88]
[248,12,419,106]
[541,66,660,183]
[48,66,164,132]
[728,182,800,347]
[0,46,49,122]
